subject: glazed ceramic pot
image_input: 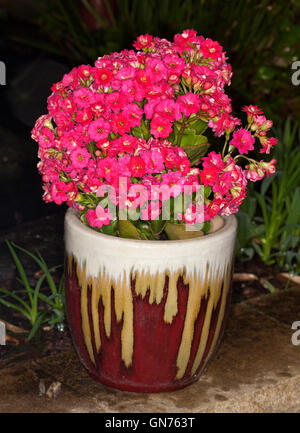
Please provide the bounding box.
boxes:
[64,208,237,393]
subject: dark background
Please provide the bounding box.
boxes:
[0,0,299,231]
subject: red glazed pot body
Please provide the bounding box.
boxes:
[65,209,237,393]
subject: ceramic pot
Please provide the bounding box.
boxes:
[64,208,237,393]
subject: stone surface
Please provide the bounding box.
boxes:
[0,286,299,413]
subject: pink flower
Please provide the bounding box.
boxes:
[85,207,113,228]
[230,128,255,154]
[133,34,153,50]
[252,115,273,131]
[205,198,222,219]
[209,113,240,137]
[144,98,160,119]
[95,68,113,86]
[242,105,263,119]
[160,147,181,169]
[246,163,265,182]
[260,158,276,176]
[202,151,225,170]
[51,181,77,205]
[118,134,138,153]
[259,136,277,154]
[73,88,95,108]
[200,164,220,186]
[88,118,111,141]
[201,38,223,60]
[121,79,144,102]
[174,29,198,53]
[177,93,201,117]
[141,202,161,221]
[38,127,55,149]
[111,111,132,135]
[154,99,182,121]
[129,156,146,177]
[140,149,165,173]
[77,65,93,80]
[105,92,128,113]
[150,116,173,139]
[213,171,233,195]
[123,103,143,128]
[146,58,168,81]
[163,54,185,75]
[69,147,91,168]
[97,157,119,182]
[75,108,93,124]
[127,184,149,209]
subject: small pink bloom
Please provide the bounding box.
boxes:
[133,34,153,50]
[154,99,182,121]
[260,158,276,176]
[69,147,91,168]
[245,163,265,182]
[95,68,113,86]
[242,105,263,119]
[230,128,255,154]
[150,116,173,139]
[200,165,220,186]
[259,136,277,154]
[213,171,233,195]
[77,64,93,80]
[111,111,132,135]
[177,93,201,117]
[85,207,113,228]
[75,107,93,124]
[123,103,143,128]
[51,181,77,205]
[140,149,165,173]
[201,38,223,60]
[88,118,111,141]
[129,156,146,177]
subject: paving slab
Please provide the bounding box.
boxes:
[0,287,299,413]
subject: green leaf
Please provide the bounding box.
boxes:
[131,126,144,138]
[27,310,49,341]
[6,241,33,304]
[150,219,166,235]
[101,220,118,236]
[204,186,212,198]
[164,222,204,240]
[189,118,208,135]
[180,128,196,147]
[135,221,156,240]
[0,296,31,321]
[118,220,141,239]
[0,287,31,314]
[184,142,210,166]
[180,129,209,164]
[262,280,276,293]
[11,243,58,296]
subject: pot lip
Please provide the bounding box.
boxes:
[65,207,237,246]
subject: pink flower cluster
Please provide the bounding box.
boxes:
[32,30,277,232]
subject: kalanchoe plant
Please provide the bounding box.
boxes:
[31,29,277,240]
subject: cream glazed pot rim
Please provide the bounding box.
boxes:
[65,208,237,260]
